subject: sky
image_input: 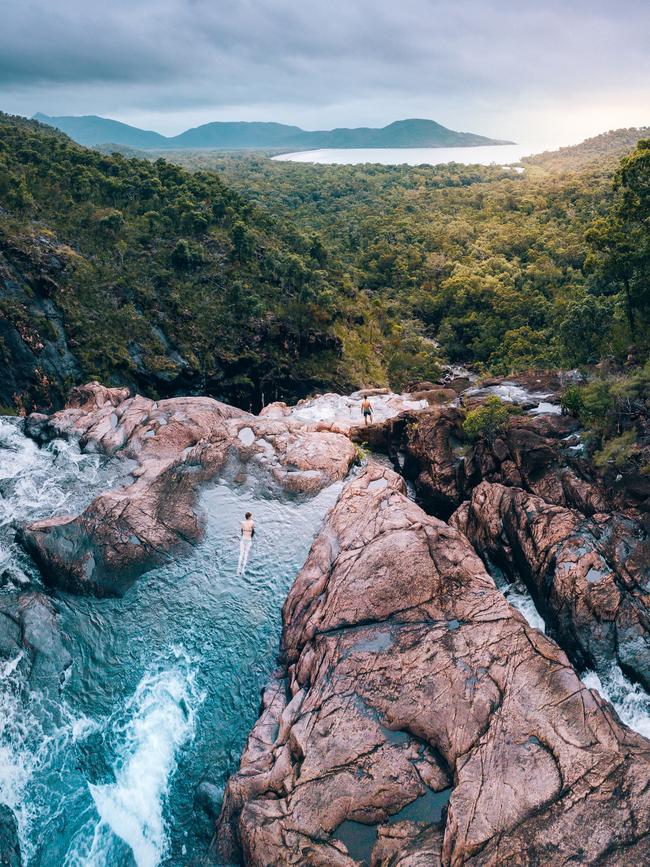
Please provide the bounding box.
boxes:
[1,0,649,149]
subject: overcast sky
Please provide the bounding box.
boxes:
[2,0,649,148]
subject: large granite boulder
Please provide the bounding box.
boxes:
[19,383,356,595]
[451,481,650,690]
[217,465,650,865]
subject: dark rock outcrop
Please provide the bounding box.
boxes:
[402,407,612,519]
[19,383,356,595]
[217,465,650,865]
[18,592,72,690]
[462,414,610,514]
[0,232,81,413]
[402,407,465,518]
[0,805,22,867]
[451,481,650,689]
[0,592,70,692]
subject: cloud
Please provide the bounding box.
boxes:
[1,0,648,142]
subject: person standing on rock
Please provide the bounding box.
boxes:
[361,395,373,426]
[237,512,255,575]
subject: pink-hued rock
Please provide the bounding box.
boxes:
[20,383,356,595]
[402,407,611,518]
[450,481,650,690]
[217,465,650,866]
[262,391,429,437]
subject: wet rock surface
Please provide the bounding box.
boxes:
[0,804,22,867]
[261,390,430,436]
[19,383,356,595]
[451,481,650,690]
[217,465,650,866]
[0,591,70,691]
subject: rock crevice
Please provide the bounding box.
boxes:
[217,465,650,865]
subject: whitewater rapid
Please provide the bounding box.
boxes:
[0,415,343,865]
[64,652,203,867]
[1,410,649,865]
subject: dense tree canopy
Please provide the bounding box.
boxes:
[1,115,648,416]
[0,114,440,409]
[162,141,648,371]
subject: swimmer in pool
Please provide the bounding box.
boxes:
[237,512,255,575]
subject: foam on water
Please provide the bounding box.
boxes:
[504,584,546,633]
[65,650,203,867]
[582,665,650,738]
[0,416,132,583]
[0,664,94,864]
[0,670,41,859]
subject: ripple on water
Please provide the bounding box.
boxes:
[1,416,344,866]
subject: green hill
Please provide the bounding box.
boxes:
[34,113,512,150]
[2,113,439,411]
[33,113,169,149]
[523,127,650,172]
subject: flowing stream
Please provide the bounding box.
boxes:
[2,408,649,866]
[0,417,343,865]
[488,557,650,740]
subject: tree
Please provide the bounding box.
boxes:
[586,139,650,340]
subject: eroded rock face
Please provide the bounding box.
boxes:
[451,481,650,690]
[20,383,356,595]
[402,408,465,518]
[402,407,610,519]
[463,414,610,515]
[217,466,650,865]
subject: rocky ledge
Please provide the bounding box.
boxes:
[452,481,650,690]
[216,465,650,865]
[400,407,615,519]
[19,382,356,595]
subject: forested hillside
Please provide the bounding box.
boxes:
[522,126,650,172]
[152,132,650,373]
[1,113,648,423]
[0,113,439,411]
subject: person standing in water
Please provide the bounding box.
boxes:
[237,512,255,575]
[361,395,373,426]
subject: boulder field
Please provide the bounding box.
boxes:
[216,466,650,865]
[19,382,357,595]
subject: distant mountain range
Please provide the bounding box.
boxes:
[33,113,513,151]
